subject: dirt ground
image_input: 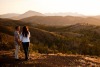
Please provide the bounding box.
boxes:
[0,50,100,67]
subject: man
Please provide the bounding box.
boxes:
[14,26,20,60]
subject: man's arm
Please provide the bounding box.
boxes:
[14,32,21,45]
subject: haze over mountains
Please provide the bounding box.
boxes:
[0,10,100,26]
[0,10,86,19]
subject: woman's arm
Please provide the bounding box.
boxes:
[29,32,31,38]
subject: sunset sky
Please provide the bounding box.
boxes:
[0,0,100,16]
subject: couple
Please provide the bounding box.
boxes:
[14,26,30,61]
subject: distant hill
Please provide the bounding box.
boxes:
[1,10,100,22]
[0,10,44,20]
[21,16,100,26]
[11,10,44,20]
[0,13,20,18]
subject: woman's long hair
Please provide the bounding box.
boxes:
[22,26,29,37]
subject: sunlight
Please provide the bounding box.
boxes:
[0,0,100,15]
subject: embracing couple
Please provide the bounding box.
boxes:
[14,26,30,61]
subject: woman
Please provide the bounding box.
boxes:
[14,26,20,60]
[20,26,30,60]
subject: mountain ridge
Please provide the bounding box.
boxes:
[21,16,100,26]
[11,10,44,20]
[1,10,100,20]
[0,13,20,18]
[0,10,44,20]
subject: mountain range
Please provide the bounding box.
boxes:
[0,10,87,20]
[0,10,100,26]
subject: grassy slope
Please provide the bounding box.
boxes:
[1,18,100,55]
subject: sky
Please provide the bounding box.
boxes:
[0,0,100,16]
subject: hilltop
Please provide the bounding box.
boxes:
[12,10,44,20]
